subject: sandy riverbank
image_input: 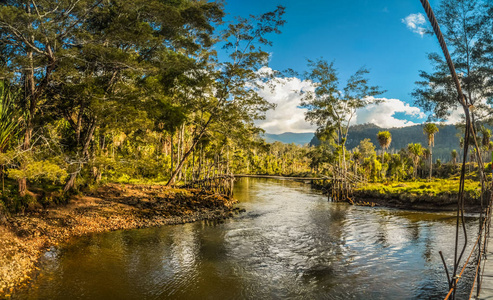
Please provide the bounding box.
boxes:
[0,184,238,298]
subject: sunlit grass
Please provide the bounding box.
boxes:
[357,178,482,197]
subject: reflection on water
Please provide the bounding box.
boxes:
[14,178,477,299]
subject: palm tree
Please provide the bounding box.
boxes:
[423,148,431,163]
[390,153,404,181]
[451,149,457,165]
[377,131,392,163]
[423,123,439,180]
[480,126,491,147]
[470,147,477,173]
[479,125,491,163]
[408,143,423,179]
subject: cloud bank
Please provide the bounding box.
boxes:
[255,75,317,134]
[256,71,428,134]
[352,97,426,128]
[402,13,427,37]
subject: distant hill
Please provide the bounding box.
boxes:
[263,132,314,145]
[310,123,462,162]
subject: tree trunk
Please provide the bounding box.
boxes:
[226,147,230,175]
[18,178,27,197]
[192,147,196,182]
[82,120,96,158]
[75,103,84,146]
[16,4,58,196]
[177,123,185,181]
[166,117,212,186]
[170,134,174,181]
[177,128,181,180]
[429,148,433,180]
[64,119,97,192]
[166,131,204,186]
[19,17,36,196]
[198,145,203,180]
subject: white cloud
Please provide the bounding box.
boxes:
[441,94,492,125]
[255,72,317,134]
[402,13,427,37]
[442,109,463,125]
[353,97,426,128]
[255,70,428,133]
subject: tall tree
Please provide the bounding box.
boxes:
[301,59,383,181]
[423,123,439,180]
[377,131,392,163]
[480,126,491,147]
[408,143,423,179]
[413,0,493,177]
[0,0,99,194]
[0,0,224,193]
[479,125,491,162]
[451,149,458,165]
[165,6,286,186]
[413,0,493,122]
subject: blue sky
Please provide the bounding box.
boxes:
[222,0,447,133]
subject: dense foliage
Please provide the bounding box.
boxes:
[0,1,295,212]
[0,0,491,213]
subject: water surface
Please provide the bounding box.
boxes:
[15,178,477,299]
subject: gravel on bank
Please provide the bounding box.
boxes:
[0,183,238,298]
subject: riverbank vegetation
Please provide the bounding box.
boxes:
[0,0,490,214]
[303,0,493,203]
[358,178,481,197]
[0,0,491,297]
[0,0,293,215]
[353,178,483,211]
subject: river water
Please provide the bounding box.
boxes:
[14,178,477,299]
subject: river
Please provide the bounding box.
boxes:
[14,178,477,299]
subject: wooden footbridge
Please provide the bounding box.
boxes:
[234,174,329,181]
[480,236,493,299]
[181,174,330,197]
[449,196,493,300]
[235,173,360,203]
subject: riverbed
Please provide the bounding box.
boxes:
[13,178,477,299]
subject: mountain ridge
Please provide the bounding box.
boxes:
[262,132,314,145]
[263,123,462,161]
[310,123,461,161]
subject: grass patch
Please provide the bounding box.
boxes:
[357,178,481,197]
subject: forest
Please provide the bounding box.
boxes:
[0,0,290,213]
[1,1,493,299]
[0,0,492,214]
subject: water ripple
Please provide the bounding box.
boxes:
[14,178,478,300]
